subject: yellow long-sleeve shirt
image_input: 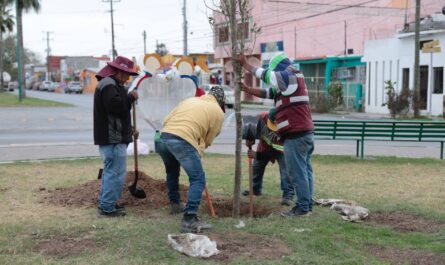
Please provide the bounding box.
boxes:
[162,95,224,156]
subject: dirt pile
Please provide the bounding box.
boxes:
[44,171,188,209]
[365,211,445,233]
[202,197,279,218]
[33,235,96,258]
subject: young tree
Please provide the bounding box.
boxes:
[206,0,258,217]
[8,0,41,99]
[0,3,14,92]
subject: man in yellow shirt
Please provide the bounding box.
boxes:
[158,86,225,233]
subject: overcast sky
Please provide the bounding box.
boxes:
[19,0,214,61]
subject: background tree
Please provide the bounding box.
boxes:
[206,0,258,217]
[2,34,40,81]
[8,0,41,99]
[0,2,14,92]
[155,42,168,56]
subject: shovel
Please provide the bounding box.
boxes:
[129,102,147,199]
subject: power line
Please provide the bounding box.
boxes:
[262,0,381,28]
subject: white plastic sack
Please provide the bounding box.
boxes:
[126,139,150,156]
[331,203,370,222]
[168,233,219,258]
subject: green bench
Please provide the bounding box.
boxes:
[313,120,445,159]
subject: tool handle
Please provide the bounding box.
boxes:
[248,146,254,218]
[132,103,139,180]
[204,185,216,218]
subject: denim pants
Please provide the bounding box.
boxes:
[158,133,206,215]
[283,133,314,212]
[98,144,127,213]
[251,155,294,199]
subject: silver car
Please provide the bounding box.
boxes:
[201,84,234,108]
[66,81,83,94]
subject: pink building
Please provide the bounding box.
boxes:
[214,0,443,94]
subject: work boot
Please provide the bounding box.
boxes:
[97,208,126,218]
[170,202,185,215]
[280,206,311,217]
[180,214,212,233]
[281,198,293,206]
[242,190,262,196]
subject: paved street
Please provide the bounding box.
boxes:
[0,90,443,162]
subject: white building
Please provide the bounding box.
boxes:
[362,13,445,116]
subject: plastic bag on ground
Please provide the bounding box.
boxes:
[168,233,219,258]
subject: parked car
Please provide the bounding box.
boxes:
[40,81,53,91]
[65,81,83,94]
[49,82,59,92]
[7,81,17,91]
[201,84,234,108]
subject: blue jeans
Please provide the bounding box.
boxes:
[158,133,206,215]
[98,144,127,213]
[283,133,314,212]
[251,155,294,199]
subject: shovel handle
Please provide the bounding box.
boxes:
[204,185,216,218]
[248,146,254,218]
[132,103,139,181]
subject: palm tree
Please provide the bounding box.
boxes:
[0,3,14,92]
[9,0,40,99]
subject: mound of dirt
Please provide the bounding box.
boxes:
[202,197,280,218]
[44,171,188,209]
[209,232,291,262]
[33,235,96,258]
[365,211,445,233]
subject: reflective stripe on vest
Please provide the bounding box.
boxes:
[277,120,289,130]
[276,95,310,108]
[261,135,284,152]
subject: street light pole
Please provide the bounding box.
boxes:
[413,0,420,117]
[102,0,120,60]
[15,0,22,102]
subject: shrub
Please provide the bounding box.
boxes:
[383,80,411,119]
[328,81,343,108]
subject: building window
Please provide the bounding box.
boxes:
[433,67,443,94]
[236,21,249,41]
[402,68,410,91]
[217,25,229,44]
[216,20,250,45]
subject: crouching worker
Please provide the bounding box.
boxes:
[158,86,225,233]
[243,108,294,206]
[93,56,139,217]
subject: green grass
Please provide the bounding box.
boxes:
[0,92,72,107]
[0,154,444,264]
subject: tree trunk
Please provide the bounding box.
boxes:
[17,7,26,98]
[0,29,4,92]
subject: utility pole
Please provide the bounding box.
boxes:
[43,31,54,81]
[182,0,188,56]
[344,20,347,56]
[142,30,147,54]
[294,26,297,59]
[413,0,420,117]
[102,0,120,60]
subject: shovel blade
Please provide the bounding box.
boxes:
[129,185,147,199]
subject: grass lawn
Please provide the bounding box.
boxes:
[0,154,444,264]
[0,92,72,107]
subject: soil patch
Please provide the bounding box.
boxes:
[43,171,188,209]
[209,232,291,262]
[367,245,445,265]
[202,197,279,218]
[0,187,10,192]
[33,235,96,258]
[365,211,445,233]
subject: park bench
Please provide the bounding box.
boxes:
[313,120,445,159]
